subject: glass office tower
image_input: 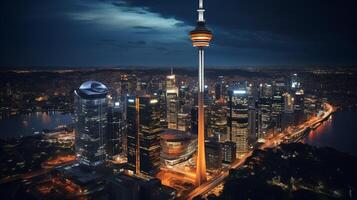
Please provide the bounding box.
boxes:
[74,81,109,166]
[228,84,249,155]
[127,96,161,176]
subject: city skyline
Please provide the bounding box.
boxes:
[1,63,357,199]
[1,0,357,199]
[1,0,357,67]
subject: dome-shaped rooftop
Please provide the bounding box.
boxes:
[76,81,108,99]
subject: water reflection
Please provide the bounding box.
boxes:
[41,112,51,124]
[306,117,332,141]
[0,112,73,139]
[304,110,357,157]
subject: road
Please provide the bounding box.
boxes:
[184,103,334,199]
[0,159,76,184]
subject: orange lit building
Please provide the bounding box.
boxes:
[160,129,197,166]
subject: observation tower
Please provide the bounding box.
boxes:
[189,0,213,186]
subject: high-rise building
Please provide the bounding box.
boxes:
[208,101,227,142]
[107,100,127,159]
[291,73,301,91]
[189,0,213,185]
[283,92,294,112]
[272,80,285,132]
[281,92,295,129]
[177,112,190,132]
[257,83,273,138]
[74,81,109,166]
[191,106,208,136]
[127,96,161,176]
[205,140,222,171]
[166,72,179,129]
[166,90,179,129]
[179,84,189,107]
[227,85,249,155]
[166,69,176,89]
[154,90,167,129]
[290,73,305,124]
[248,107,258,141]
[204,84,213,106]
[294,89,306,124]
[221,141,236,164]
[214,76,225,101]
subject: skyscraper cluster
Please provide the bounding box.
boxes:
[72,0,322,192]
[73,68,325,200]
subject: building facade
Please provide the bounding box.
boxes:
[227,85,249,155]
[127,96,161,176]
[74,81,109,166]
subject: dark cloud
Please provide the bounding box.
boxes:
[132,26,155,31]
[1,0,356,67]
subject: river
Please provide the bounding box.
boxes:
[0,112,73,139]
[303,109,357,157]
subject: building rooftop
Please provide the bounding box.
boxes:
[76,81,108,99]
[160,129,196,142]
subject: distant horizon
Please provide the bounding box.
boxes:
[1,65,356,71]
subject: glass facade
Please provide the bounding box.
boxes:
[127,96,161,176]
[74,81,109,166]
[228,85,249,155]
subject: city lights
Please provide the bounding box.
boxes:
[1,0,356,200]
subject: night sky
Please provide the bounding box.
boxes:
[1,0,357,67]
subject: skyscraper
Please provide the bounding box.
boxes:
[214,76,225,101]
[205,140,222,171]
[294,89,305,124]
[208,101,227,142]
[107,100,126,159]
[190,0,213,185]
[221,141,236,164]
[166,72,179,129]
[227,85,249,155]
[272,80,285,132]
[257,83,273,138]
[127,96,161,176]
[74,81,109,166]
[291,73,301,91]
[248,107,258,141]
[177,112,190,132]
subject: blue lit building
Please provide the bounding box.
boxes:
[74,81,109,166]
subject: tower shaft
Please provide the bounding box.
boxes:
[196,48,207,185]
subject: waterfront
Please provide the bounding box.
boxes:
[304,109,357,157]
[1,109,357,158]
[0,112,73,139]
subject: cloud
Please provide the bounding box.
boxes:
[67,0,193,37]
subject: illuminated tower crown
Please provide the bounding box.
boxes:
[190,0,213,47]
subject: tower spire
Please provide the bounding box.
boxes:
[198,0,205,22]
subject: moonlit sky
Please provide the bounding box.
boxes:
[1,0,357,67]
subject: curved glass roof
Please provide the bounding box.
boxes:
[77,81,108,98]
